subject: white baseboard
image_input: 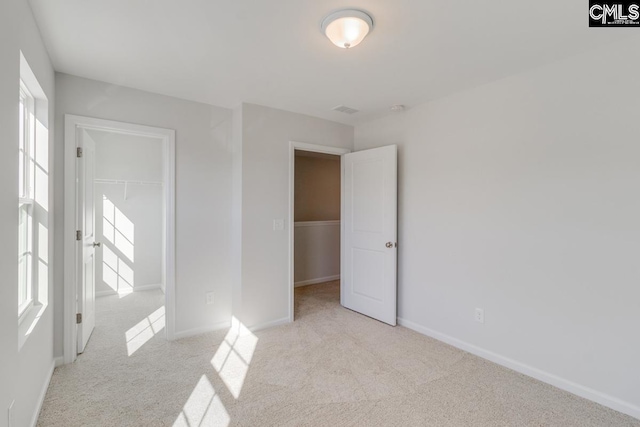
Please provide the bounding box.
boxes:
[397,317,640,421]
[53,356,64,367]
[173,320,231,340]
[249,317,291,332]
[96,290,117,298]
[173,316,292,340]
[134,283,162,292]
[96,284,162,298]
[294,275,340,288]
[30,359,55,427]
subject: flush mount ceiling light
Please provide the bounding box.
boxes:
[321,9,374,49]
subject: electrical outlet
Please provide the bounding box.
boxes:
[273,219,284,231]
[8,400,15,427]
[206,292,215,305]
[475,308,485,324]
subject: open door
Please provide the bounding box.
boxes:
[77,130,97,353]
[341,145,397,325]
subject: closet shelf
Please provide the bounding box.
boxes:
[94,178,163,200]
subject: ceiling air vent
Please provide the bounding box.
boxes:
[332,105,359,115]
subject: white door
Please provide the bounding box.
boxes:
[342,145,397,325]
[77,131,97,353]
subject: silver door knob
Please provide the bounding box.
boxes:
[386,242,394,248]
[93,242,102,248]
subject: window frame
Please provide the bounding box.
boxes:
[18,80,36,322]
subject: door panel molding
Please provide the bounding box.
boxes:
[342,145,397,326]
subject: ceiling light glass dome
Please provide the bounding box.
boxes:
[322,10,374,49]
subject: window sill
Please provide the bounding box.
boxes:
[18,303,47,351]
[18,300,34,324]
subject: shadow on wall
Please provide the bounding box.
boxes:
[101,195,135,296]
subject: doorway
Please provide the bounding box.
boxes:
[63,115,176,364]
[293,150,341,317]
[288,142,399,326]
[288,142,350,321]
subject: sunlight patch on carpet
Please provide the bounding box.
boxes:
[174,375,229,427]
[125,306,165,356]
[211,317,258,399]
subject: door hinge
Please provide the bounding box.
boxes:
[76,147,83,158]
[76,230,82,241]
[76,313,82,324]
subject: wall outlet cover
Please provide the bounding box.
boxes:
[206,292,215,305]
[475,308,485,324]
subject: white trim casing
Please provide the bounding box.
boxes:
[64,115,177,365]
[288,141,351,323]
[398,317,640,421]
[294,275,341,288]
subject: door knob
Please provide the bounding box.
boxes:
[93,242,101,248]
[386,242,394,248]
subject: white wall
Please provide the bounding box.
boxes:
[238,103,353,328]
[294,222,340,286]
[354,37,640,418]
[54,74,234,348]
[0,0,56,426]
[0,1,21,425]
[95,183,163,294]
[0,0,19,420]
[230,106,243,326]
[90,130,164,295]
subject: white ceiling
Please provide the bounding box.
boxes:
[29,0,630,125]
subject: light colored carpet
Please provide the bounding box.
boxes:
[38,282,639,426]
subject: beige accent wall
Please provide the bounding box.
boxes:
[294,153,341,221]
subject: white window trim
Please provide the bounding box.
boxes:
[18,80,37,323]
[19,83,34,199]
[18,199,34,320]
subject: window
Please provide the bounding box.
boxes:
[17,53,50,344]
[18,81,35,319]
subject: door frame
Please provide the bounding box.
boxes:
[288,141,351,322]
[63,114,176,364]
